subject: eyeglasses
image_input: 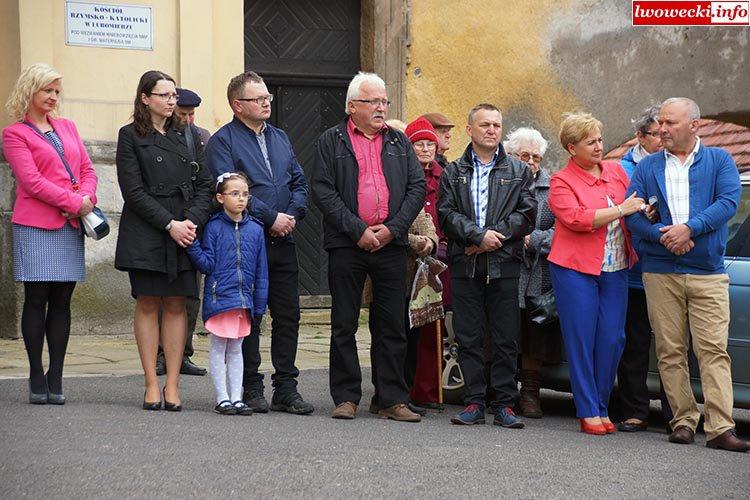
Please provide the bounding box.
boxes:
[413,141,437,150]
[150,92,179,101]
[236,94,274,104]
[642,131,661,137]
[352,99,391,107]
[516,152,543,164]
[223,191,250,199]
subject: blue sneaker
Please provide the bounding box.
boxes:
[450,404,486,425]
[494,407,525,428]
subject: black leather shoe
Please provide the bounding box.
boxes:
[45,374,65,405]
[668,425,695,444]
[618,420,649,432]
[243,389,269,413]
[180,356,207,376]
[162,388,182,412]
[407,402,428,416]
[271,391,314,415]
[155,354,166,376]
[142,391,161,411]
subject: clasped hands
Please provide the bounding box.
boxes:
[357,224,395,252]
[659,223,694,255]
[270,213,296,237]
[465,230,505,255]
[169,219,198,248]
[62,194,94,219]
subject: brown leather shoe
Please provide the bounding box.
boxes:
[706,429,750,452]
[668,425,695,444]
[518,369,542,418]
[378,403,422,422]
[331,401,357,419]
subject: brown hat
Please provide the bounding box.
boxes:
[421,112,454,129]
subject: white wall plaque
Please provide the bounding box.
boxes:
[65,1,153,50]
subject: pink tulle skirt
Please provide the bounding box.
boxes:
[204,309,251,339]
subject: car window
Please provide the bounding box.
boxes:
[726,183,750,258]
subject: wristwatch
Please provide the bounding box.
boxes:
[165,222,173,231]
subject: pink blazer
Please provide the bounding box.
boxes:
[547,159,637,275]
[2,116,98,230]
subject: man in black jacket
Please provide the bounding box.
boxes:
[437,104,536,428]
[311,72,426,422]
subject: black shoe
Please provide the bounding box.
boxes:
[180,356,207,376]
[618,419,649,432]
[162,388,182,412]
[214,400,236,415]
[407,401,428,416]
[271,391,314,415]
[142,390,161,411]
[232,401,254,416]
[243,389,269,413]
[155,354,166,376]
[29,380,48,405]
[45,374,65,405]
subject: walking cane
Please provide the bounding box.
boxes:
[436,317,443,405]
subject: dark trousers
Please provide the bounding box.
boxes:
[617,287,673,421]
[242,238,301,394]
[452,272,520,409]
[158,275,200,357]
[329,245,409,408]
[369,305,420,399]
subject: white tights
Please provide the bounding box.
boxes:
[209,335,244,404]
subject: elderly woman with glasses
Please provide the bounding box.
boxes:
[503,127,561,418]
[115,70,214,411]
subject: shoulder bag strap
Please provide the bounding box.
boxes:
[184,124,197,163]
[22,120,78,186]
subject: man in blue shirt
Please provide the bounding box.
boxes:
[206,71,312,415]
[627,97,748,452]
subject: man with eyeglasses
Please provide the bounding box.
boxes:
[311,72,426,422]
[205,71,313,415]
[421,112,454,169]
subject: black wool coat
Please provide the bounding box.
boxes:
[115,122,214,280]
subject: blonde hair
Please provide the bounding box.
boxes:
[5,63,63,122]
[559,112,602,152]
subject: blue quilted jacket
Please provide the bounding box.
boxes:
[186,211,269,321]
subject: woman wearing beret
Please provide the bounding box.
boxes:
[115,70,213,411]
[3,63,98,404]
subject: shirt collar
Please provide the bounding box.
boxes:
[347,116,388,138]
[471,147,499,167]
[664,136,700,164]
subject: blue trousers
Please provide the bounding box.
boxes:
[550,263,627,418]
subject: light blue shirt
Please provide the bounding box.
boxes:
[254,122,273,178]
[470,148,498,227]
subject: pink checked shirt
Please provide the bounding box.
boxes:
[347,118,390,225]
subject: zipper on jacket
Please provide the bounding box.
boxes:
[211,280,217,303]
[235,222,247,309]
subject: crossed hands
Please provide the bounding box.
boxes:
[465,230,505,255]
[169,219,197,248]
[357,224,394,252]
[270,213,296,237]
[659,223,694,255]
[62,195,94,219]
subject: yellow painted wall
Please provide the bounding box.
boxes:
[3,0,243,141]
[405,0,579,160]
[0,0,22,130]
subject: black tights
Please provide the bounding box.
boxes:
[22,281,76,394]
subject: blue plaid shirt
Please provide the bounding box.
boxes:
[470,148,498,227]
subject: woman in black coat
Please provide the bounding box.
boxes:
[115,70,213,410]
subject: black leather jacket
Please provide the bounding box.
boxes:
[310,119,426,250]
[437,143,537,279]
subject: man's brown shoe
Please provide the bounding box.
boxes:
[378,403,421,422]
[668,425,695,444]
[331,401,357,419]
[706,429,750,452]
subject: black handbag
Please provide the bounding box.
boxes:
[527,289,558,325]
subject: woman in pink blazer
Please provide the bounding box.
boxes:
[3,63,98,405]
[547,112,642,435]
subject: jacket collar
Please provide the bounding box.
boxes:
[132,124,191,157]
[534,168,551,188]
[563,158,618,186]
[457,142,509,171]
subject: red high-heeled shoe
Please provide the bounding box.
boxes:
[601,420,617,434]
[580,418,607,435]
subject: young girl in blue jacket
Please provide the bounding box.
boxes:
[186,172,268,415]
